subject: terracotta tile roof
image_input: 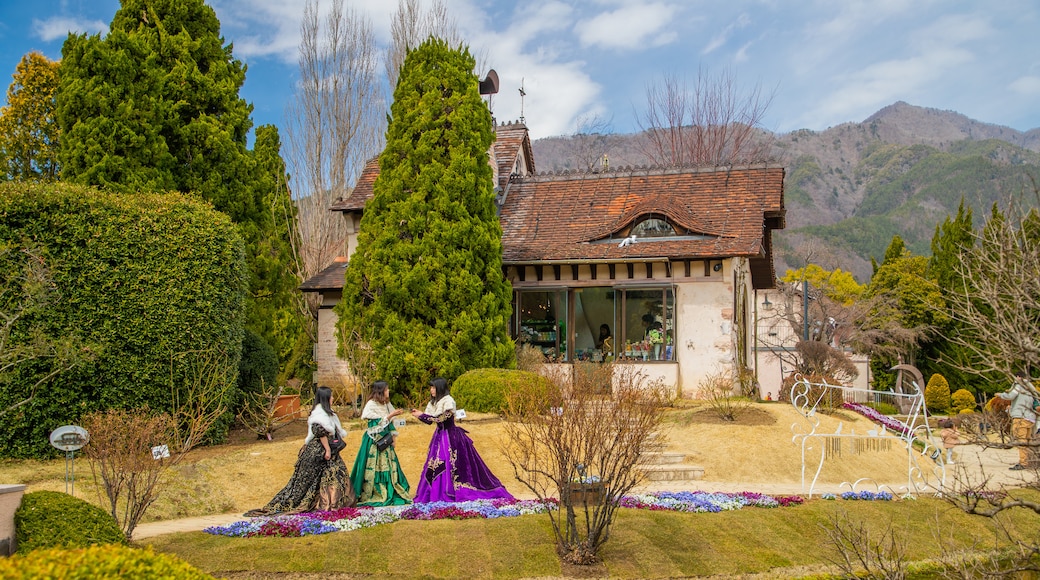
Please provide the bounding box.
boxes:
[498,164,785,264]
[299,257,348,291]
[330,158,379,212]
[330,121,533,212]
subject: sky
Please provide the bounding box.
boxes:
[2,0,1040,141]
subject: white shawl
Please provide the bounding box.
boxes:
[362,400,395,438]
[424,395,456,418]
[304,406,344,444]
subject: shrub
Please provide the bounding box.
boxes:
[866,401,899,416]
[14,491,126,553]
[237,328,279,408]
[0,544,214,579]
[452,368,553,414]
[950,388,976,414]
[924,374,952,414]
[697,369,751,421]
[0,182,247,457]
[779,374,845,409]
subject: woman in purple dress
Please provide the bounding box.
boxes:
[410,377,514,503]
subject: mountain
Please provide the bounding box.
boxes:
[530,102,1040,282]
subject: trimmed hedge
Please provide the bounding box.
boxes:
[452,368,553,414]
[0,182,247,457]
[924,373,952,414]
[14,491,126,553]
[0,544,214,579]
[951,388,977,414]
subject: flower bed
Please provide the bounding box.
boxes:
[619,491,804,512]
[205,492,814,538]
[843,402,912,436]
[821,490,894,501]
[205,499,554,538]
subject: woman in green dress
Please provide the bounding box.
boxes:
[350,380,411,506]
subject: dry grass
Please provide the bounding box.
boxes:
[1,401,925,521]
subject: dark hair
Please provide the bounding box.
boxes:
[370,380,389,402]
[429,377,449,404]
[314,385,334,416]
[642,313,654,324]
[599,324,611,337]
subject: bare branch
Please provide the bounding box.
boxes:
[636,67,778,167]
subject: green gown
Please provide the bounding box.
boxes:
[350,414,411,506]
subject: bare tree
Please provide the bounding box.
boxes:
[502,362,666,565]
[284,0,383,322]
[385,0,460,96]
[944,196,1040,383]
[571,113,615,172]
[82,408,175,540]
[637,67,776,167]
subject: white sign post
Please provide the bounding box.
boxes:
[49,426,89,496]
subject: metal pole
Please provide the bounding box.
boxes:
[803,278,809,341]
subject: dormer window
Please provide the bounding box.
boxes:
[631,217,676,238]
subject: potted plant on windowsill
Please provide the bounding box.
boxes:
[647,328,664,360]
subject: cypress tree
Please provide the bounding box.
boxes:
[56,0,303,377]
[336,37,514,399]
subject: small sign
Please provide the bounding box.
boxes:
[49,425,89,451]
[550,407,563,416]
[394,418,407,427]
[455,409,467,420]
[151,444,170,460]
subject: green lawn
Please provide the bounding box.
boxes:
[143,496,1038,579]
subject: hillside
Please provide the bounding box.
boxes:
[530,101,1040,281]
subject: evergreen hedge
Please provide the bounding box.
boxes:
[14,490,126,553]
[0,182,246,457]
[452,368,553,414]
[0,544,214,579]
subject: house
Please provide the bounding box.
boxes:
[301,120,786,396]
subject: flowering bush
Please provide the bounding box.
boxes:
[646,329,664,344]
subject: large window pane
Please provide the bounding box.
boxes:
[573,287,616,362]
[621,288,675,361]
[517,290,567,361]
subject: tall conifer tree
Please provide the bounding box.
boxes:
[336,38,513,398]
[55,0,303,376]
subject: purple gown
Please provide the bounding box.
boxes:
[414,396,514,503]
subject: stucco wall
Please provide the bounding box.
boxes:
[671,264,738,397]
[312,295,353,388]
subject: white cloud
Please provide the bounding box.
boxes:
[32,17,107,41]
[808,47,974,127]
[467,4,602,138]
[575,3,677,50]
[1009,76,1040,96]
[701,13,750,55]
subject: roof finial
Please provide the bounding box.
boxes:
[519,78,526,124]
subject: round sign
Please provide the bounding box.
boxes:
[49,425,89,451]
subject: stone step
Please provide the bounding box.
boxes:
[640,451,686,464]
[642,464,705,481]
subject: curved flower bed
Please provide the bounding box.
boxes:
[620,491,804,511]
[843,402,912,436]
[205,499,554,538]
